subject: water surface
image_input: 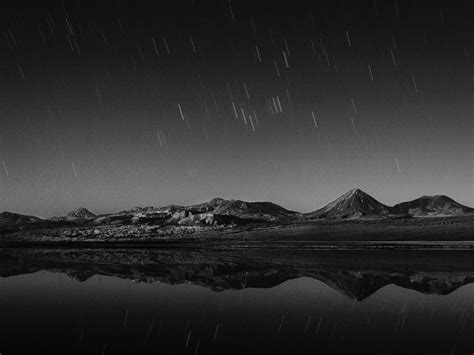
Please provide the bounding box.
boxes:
[0,248,472,354]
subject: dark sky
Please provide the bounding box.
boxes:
[0,0,472,217]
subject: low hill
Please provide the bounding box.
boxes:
[391,195,474,216]
[188,198,299,221]
[0,211,42,225]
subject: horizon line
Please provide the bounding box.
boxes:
[2,187,472,219]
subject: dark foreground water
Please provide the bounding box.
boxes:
[0,248,473,354]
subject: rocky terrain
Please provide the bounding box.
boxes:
[1,189,473,243]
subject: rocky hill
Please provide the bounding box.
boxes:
[184,198,299,221]
[391,195,474,216]
[0,211,42,225]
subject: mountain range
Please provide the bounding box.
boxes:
[1,189,473,230]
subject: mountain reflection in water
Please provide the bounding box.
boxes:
[0,248,473,354]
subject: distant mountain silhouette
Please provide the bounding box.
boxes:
[1,189,472,233]
[114,197,299,225]
[66,207,97,219]
[184,197,299,221]
[306,189,391,219]
[0,211,42,225]
[391,195,474,216]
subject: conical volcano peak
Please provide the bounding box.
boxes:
[346,188,368,197]
[306,189,390,219]
[67,207,97,219]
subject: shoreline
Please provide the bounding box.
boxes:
[2,215,473,249]
[2,240,474,250]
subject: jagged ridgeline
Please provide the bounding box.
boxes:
[1,189,473,232]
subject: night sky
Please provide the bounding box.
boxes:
[0,0,472,217]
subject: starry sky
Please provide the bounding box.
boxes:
[0,0,472,217]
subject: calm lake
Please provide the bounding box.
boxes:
[0,248,473,354]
